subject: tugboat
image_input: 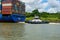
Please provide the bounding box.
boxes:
[25,16,49,24]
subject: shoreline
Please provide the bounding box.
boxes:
[18,22,60,24]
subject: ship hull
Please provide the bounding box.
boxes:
[0,14,26,23]
[25,20,49,24]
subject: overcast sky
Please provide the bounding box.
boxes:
[20,0,60,13]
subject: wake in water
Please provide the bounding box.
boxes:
[18,22,60,24]
[49,23,60,24]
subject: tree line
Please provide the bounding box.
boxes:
[25,9,60,19]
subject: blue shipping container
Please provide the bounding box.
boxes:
[0,5,2,10]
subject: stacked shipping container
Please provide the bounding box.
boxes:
[12,0,25,14]
[2,0,12,14]
[12,0,19,14]
[1,0,25,15]
[0,0,2,13]
[20,2,25,15]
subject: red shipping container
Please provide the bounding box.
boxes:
[2,10,12,12]
[2,6,12,9]
[5,0,13,2]
[2,6,12,12]
[2,11,12,14]
[2,9,12,11]
[2,10,12,11]
[2,2,12,3]
[2,1,12,3]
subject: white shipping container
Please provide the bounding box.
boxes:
[0,2,1,4]
[0,10,1,13]
[2,3,12,6]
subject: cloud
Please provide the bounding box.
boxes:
[38,2,48,12]
[25,0,43,12]
[25,4,34,12]
[48,0,60,8]
[38,9,46,12]
[25,0,48,12]
[20,0,60,13]
[47,8,57,13]
[20,0,35,3]
[48,0,60,12]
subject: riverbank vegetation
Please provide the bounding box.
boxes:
[25,9,60,23]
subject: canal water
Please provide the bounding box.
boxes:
[0,23,60,40]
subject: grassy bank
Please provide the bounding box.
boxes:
[26,17,60,23]
[25,9,60,23]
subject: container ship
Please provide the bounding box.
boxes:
[0,0,26,22]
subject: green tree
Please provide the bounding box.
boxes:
[25,12,31,17]
[32,9,40,16]
[41,12,48,18]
